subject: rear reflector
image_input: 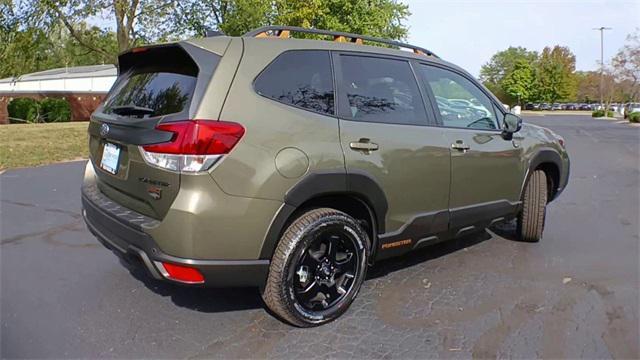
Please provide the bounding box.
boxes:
[140,120,244,173]
[157,262,205,284]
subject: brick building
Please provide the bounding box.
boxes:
[0,65,116,124]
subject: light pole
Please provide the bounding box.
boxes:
[593,26,612,108]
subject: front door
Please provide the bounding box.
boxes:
[417,63,526,230]
[333,53,451,255]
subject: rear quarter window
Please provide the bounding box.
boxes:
[254,50,334,115]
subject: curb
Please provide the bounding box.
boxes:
[610,120,640,127]
[521,111,595,116]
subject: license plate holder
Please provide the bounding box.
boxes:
[101,142,121,174]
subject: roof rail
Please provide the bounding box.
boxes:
[243,26,439,58]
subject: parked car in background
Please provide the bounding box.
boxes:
[625,103,640,118]
[564,103,577,110]
[525,103,535,110]
[434,96,474,120]
[448,98,493,117]
[579,103,592,111]
[551,103,563,111]
[540,103,551,110]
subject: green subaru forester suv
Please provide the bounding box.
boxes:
[82,26,570,327]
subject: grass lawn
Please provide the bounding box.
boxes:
[0,122,89,170]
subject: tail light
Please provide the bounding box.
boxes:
[140,120,244,173]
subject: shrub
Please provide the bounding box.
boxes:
[40,98,72,122]
[629,112,640,123]
[7,98,40,123]
[592,110,614,118]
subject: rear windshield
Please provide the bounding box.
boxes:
[103,46,200,118]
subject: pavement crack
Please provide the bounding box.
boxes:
[1,199,82,219]
[1,219,98,248]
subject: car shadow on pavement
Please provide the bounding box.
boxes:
[115,222,521,314]
[367,229,494,280]
[120,256,265,314]
[489,220,522,242]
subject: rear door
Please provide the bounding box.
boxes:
[88,41,229,219]
[416,63,525,230]
[333,53,451,254]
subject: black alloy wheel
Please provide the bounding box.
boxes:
[291,228,360,313]
[262,208,369,327]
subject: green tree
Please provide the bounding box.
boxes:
[612,29,640,102]
[175,0,410,40]
[480,47,538,85]
[536,45,577,104]
[277,0,410,40]
[8,0,410,78]
[479,47,538,104]
[0,23,117,78]
[501,59,535,105]
[575,71,600,103]
[14,0,176,54]
[173,0,275,37]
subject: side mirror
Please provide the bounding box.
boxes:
[502,113,522,140]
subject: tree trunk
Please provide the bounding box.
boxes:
[114,0,127,51]
[114,0,139,52]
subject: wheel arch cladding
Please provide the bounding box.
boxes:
[528,149,562,201]
[259,171,388,259]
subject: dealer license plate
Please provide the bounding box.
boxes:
[100,142,121,174]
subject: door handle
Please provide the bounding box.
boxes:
[350,138,379,153]
[451,140,470,151]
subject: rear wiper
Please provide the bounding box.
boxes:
[110,105,155,117]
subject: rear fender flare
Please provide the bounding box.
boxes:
[259,171,388,259]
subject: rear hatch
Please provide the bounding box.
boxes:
[88,41,229,219]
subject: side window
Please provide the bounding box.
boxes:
[337,55,427,125]
[418,65,498,130]
[254,50,334,115]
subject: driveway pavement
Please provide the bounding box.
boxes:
[1,115,638,358]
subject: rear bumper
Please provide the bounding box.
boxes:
[82,183,269,287]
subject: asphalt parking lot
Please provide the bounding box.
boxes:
[1,115,638,358]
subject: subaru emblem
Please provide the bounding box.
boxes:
[100,123,110,137]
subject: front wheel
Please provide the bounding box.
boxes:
[262,208,370,327]
[517,170,548,242]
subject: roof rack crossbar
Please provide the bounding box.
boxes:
[244,26,439,58]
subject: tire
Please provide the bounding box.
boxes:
[262,208,370,327]
[517,170,548,242]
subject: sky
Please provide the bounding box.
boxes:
[404,0,639,77]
